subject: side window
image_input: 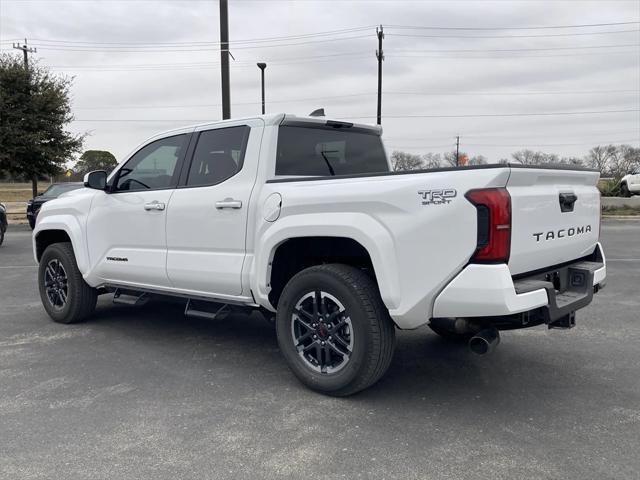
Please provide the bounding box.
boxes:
[185,126,250,187]
[114,134,186,192]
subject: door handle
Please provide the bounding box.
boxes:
[144,201,166,211]
[215,198,242,209]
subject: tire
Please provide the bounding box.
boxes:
[276,264,395,396]
[0,226,4,246]
[28,218,36,230]
[621,183,631,198]
[38,242,97,324]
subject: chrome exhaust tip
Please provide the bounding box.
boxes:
[468,328,500,355]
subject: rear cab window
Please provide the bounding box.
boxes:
[275,121,389,177]
[185,126,250,187]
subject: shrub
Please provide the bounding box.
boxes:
[598,179,620,197]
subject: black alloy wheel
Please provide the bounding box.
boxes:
[44,258,69,310]
[291,290,354,374]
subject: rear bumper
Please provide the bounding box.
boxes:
[432,243,606,322]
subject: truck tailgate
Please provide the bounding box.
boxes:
[507,167,601,275]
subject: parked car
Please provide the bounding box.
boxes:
[26,183,84,229]
[32,113,606,396]
[620,169,640,197]
[0,202,7,246]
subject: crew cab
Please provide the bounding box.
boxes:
[33,114,606,396]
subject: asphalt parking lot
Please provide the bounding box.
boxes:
[1,220,639,480]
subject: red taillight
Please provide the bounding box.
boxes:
[466,188,511,263]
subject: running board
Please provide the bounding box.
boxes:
[184,299,230,320]
[113,289,150,306]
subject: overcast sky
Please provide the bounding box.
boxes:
[1,0,639,163]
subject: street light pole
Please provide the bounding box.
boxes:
[219,0,231,120]
[257,62,267,115]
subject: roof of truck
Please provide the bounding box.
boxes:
[150,113,382,139]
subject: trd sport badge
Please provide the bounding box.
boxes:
[418,189,457,205]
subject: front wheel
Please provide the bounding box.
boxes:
[276,264,396,396]
[621,183,631,197]
[38,242,97,324]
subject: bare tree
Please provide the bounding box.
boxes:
[391,151,424,171]
[609,145,640,181]
[469,155,487,165]
[443,151,464,167]
[585,145,617,175]
[422,152,442,169]
[511,150,547,165]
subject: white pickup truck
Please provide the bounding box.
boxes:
[33,113,606,396]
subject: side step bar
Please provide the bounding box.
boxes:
[113,288,150,306]
[184,299,230,320]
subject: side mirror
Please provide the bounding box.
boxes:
[84,170,108,191]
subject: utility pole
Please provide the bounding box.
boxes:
[13,38,36,69]
[376,25,384,125]
[455,136,460,166]
[13,39,38,198]
[219,0,231,120]
[257,63,267,114]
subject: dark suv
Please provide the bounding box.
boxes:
[27,183,84,229]
[0,202,7,246]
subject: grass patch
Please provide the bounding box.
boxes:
[602,206,640,216]
[0,182,46,202]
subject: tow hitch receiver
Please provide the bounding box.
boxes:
[548,312,576,329]
[514,260,602,328]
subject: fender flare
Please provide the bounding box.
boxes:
[250,212,401,311]
[33,215,89,275]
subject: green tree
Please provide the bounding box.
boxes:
[0,54,83,197]
[75,150,118,174]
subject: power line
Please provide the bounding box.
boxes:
[387,129,640,141]
[344,109,640,119]
[384,89,640,96]
[385,29,640,39]
[70,109,640,122]
[19,34,374,52]
[387,139,640,149]
[73,93,378,109]
[385,21,640,31]
[47,51,371,70]
[394,43,640,53]
[1,26,375,47]
[389,51,640,59]
[68,89,639,109]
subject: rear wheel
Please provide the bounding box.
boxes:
[28,217,36,230]
[276,264,395,396]
[621,183,631,197]
[38,242,97,324]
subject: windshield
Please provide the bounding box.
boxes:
[275,124,389,177]
[42,184,83,197]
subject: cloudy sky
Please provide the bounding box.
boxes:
[1,0,639,163]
